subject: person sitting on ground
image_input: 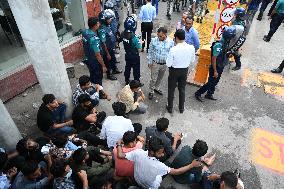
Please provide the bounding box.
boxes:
[71,148,112,182]
[72,75,111,107]
[116,137,202,189]
[0,151,18,189]
[11,160,52,189]
[145,117,181,162]
[90,172,113,189]
[202,170,244,189]
[72,94,106,133]
[100,102,142,149]
[50,159,76,189]
[37,94,74,135]
[171,139,216,185]
[113,131,145,178]
[117,80,147,114]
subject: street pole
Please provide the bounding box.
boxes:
[0,100,22,150]
[8,0,73,115]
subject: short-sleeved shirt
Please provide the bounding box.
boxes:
[113,142,143,177]
[276,0,284,14]
[11,172,49,189]
[171,145,202,184]
[82,29,101,54]
[212,42,223,57]
[132,35,142,49]
[72,105,92,132]
[125,149,171,189]
[0,174,10,189]
[232,19,245,27]
[37,104,54,132]
[97,28,107,43]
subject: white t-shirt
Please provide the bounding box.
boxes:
[125,149,171,189]
[100,116,134,148]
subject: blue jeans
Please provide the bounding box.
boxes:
[268,13,284,38]
[48,126,75,135]
[152,0,159,14]
[52,103,67,123]
[187,168,203,184]
[202,171,220,189]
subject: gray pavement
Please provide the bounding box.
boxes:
[4,1,284,189]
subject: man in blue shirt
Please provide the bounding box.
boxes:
[139,0,156,52]
[263,0,284,42]
[183,16,200,52]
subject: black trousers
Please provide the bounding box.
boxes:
[167,67,188,110]
[195,66,224,96]
[103,48,117,74]
[268,0,278,16]
[124,53,140,83]
[141,22,153,50]
[267,13,284,38]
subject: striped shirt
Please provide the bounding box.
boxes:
[139,3,156,22]
[147,37,174,64]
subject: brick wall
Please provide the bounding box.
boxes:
[0,39,84,102]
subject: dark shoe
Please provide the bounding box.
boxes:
[195,93,203,102]
[232,66,241,71]
[271,68,282,73]
[154,89,163,95]
[166,105,172,113]
[149,92,154,100]
[146,49,149,53]
[205,95,217,100]
[179,109,184,113]
[257,12,263,21]
[141,48,144,52]
[112,69,122,74]
[234,168,241,179]
[263,35,271,42]
[107,74,117,80]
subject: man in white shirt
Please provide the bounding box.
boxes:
[116,137,201,189]
[100,102,142,148]
[166,29,195,114]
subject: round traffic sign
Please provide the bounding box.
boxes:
[216,24,229,39]
[220,7,235,23]
[224,0,239,6]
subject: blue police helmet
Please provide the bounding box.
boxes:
[235,7,246,19]
[222,25,236,41]
[98,10,113,25]
[124,16,137,32]
[104,0,114,9]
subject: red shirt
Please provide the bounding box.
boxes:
[113,142,143,177]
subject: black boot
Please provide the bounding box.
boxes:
[263,35,271,42]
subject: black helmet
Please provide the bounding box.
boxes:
[98,10,113,25]
[222,25,237,41]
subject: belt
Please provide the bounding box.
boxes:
[153,60,166,65]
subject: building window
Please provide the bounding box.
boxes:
[0,0,29,76]
[48,0,87,44]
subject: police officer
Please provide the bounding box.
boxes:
[257,0,271,20]
[98,11,121,80]
[82,17,107,86]
[263,0,284,42]
[195,26,237,101]
[231,7,246,71]
[121,16,143,85]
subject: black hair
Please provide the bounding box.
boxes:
[123,131,137,145]
[90,173,113,189]
[52,135,68,148]
[157,27,167,34]
[42,94,56,105]
[88,17,99,29]
[21,161,39,176]
[146,0,152,2]
[220,171,238,188]
[156,117,169,132]
[112,102,126,116]
[16,138,28,157]
[185,15,194,21]
[0,152,8,171]
[174,29,185,40]
[72,148,87,164]
[148,137,164,153]
[50,159,68,178]
[129,80,141,89]
[192,139,208,157]
[78,94,91,104]
[79,75,91,87]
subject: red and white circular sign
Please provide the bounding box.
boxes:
[220,7,235,23]
[224,0,239,6]
[216,24,229,39]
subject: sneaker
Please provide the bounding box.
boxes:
[232,66,241,71]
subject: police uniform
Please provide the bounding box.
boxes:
[121,31,142,84]
[82,29,103,85]
[99,24,119,74]
[195,41,226,98]
[231,20,245,69]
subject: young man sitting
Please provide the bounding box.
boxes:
[145,117,181,162]
[72,75,111,107]
[171,140,216,185]
[100,102,142,149]
[117,80,147,114]
[113,131,145,178]
[37,94,74,135]
[116,137,202,189]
